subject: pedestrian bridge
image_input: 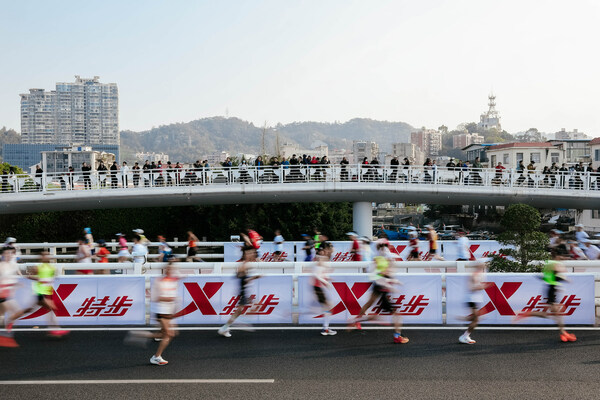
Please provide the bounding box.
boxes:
[1,165,599,235]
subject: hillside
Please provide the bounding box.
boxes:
[120,117,415,162]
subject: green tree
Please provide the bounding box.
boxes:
[489,204,548,272]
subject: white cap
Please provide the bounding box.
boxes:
[116,233,124,236]
[5,237,16,243]
[133,229,144,234]
[346,232,358,237]
[575,224,584,228]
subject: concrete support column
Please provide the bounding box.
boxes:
[353,201,372,238]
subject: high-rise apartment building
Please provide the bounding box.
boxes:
[9,76,119,169]
[352,141,379,164]
[20,76,119,146]
[391,142,425,165]
[410,128,442,156]
[452,133,484,149]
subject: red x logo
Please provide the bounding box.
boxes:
[468,245,480,261]
[316,282,372,317]
[172,282,224,317]
[22,284,78,320]
[479,282,522,316]
[389,245,407,261]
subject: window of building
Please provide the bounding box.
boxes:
[592,210,600,219]
[503,154,509,164]
[595,149,600,162]
[491,155,496,166]
[516,153,524,163]
[551,152,560,164]
[530,153,541,163]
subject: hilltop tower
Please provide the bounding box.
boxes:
[478,93,501,131]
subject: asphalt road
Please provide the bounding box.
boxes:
[1,328,600,399]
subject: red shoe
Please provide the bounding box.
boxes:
[6,322,13,332]
[0,336,19,348]
[513,311,530,323]
[393,335,409,344]
[48,330,70,337]
[562,332,577,342]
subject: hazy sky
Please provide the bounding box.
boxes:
[1,0,599,136]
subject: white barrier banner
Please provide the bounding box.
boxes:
[13,276,146,326]
[160,275,293,324]
[224,242,295,262]
[298,274,443,324]
[446,273,595,325]
[292,240,504,262]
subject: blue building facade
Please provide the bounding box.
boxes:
[3,143,119,171]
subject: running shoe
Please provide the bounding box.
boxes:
[0,336,19,348]
[48,330,69,337]
[393,335,409,344]
[458,334,475,344]
[124,331,149,348]
[560,332,577,342]
[321,329,337,336]
[6,322,13,332]
[150,355,168,365]
[218,326,232,338]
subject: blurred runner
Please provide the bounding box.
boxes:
[456,230,471,261]
[131,235,148,265]
[7,251,69,337]
[312,241,336,336]
[125,261,180,365]
[157,235,173,262]
[95,239,111,274]
[117,233,130,262]
[350,241,409,344]
[133,229,150,246]
[273,230,285,262]
[186,231,203,262]
[425,225,444,261]
[407,230,420,261]
[218,246,262,338]
[83,227,95,256]
[347,232,362,262]
[0,246,21,347]
[459,261,488,344]
[513,247,577,342]
[302,234,315,262]
[76,238,93,275]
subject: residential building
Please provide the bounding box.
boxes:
[352,141,379,164]
[478,93,501,131]
[41,146,115,173]
[410,129,442,156]
[590,137,600,169]
[202,151,230,165]
[280,143,329,160]
[135,152,170,163]
[452,133,484,149]
[485,142,565,169]
[555,128,590,141]
[328,148,352,164]
[391,142,425,165]
[462,143,499,165]
[547,139,591,164]
[21,76,118,146]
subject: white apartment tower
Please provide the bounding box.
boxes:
[352,140,379,163]
[20,76,119,145]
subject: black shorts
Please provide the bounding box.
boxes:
[546,285,557,304]
[188,247,197,257]
[430,249,437,254]
[155,313,173,320]
[239,275,249,306]
[274,250,282,256]
[373,284,393,313]
[0,298,6,304]
[410,250,419,258]
[467,302,477,309]
[37,294,50,302]
[456,258,468,261]
[314,286,326,304]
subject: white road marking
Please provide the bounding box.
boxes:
[0,379,275,385]
[4,326,600,331]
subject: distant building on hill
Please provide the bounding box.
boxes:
[452,133,484,149]
[410,128,441,156]
[352,141,379,164]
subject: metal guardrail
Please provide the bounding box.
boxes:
[1,165,599,194]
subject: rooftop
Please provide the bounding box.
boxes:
[488,142,552,151]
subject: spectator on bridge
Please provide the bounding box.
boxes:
[340,157,349,181]
[97,160,108,188]
[389,156,399,182]
[35,164,44,191]
[132,162,141,187]
[254,156,264,170]
[121,162,130,188]
[174,162,183,185]
[281,157,290,169]
[110,162,119,188]
[445,158,455,170]
[68,165,75,189]
[222,157,233,168]
[142,160,151,186]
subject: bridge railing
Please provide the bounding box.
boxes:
[1,165,599,194]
